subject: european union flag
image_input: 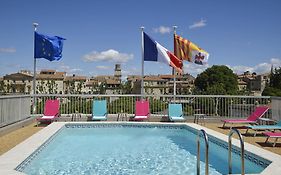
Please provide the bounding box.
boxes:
[34,32,66,61]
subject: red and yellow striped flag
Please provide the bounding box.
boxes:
[174,34,209,65]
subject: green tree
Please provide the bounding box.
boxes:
[76,81,83,94]
[122,81,132,94]
[0,81,5,93]
[194,65,238,95]
[37,81,46,94]
[262,67,281,96]
[99,82,106,94]
[46,80,58,94]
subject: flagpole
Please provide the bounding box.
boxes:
[173,26,177,102]
[141,26,145,100]
[32,22,38,113]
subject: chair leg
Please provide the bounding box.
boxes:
[245,128,249,134]
[254,130,257,137]
[274,138,278,147]
[222,122,226,128]
[265,137,269,143]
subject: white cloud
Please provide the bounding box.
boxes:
[228,65,254,74]
[59,65,82,73]
[0,48,16,53]
[96,65,110,70]
[82,49,133,63]
[153,26,172,34]
[189,19,207,29]
[270,58,281,65]
[183,62,209,76]
[181,58,281,77]
[228,58,281,74]
[122,67,140,78]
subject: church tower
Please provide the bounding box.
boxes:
[114,64,121,81]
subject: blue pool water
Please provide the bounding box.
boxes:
[19,124,269,175]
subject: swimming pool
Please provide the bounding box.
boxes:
[14,123,271,175]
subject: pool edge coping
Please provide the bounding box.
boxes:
[0,121,280,175]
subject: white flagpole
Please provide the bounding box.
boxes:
[141,26,145,99]
[32,22,38,113]
[173,26,177,102]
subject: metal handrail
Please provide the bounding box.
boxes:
[197,129,209,175]
[228,128,245,175]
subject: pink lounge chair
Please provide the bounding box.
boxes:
[132,100,150,121]
[221,106,269,128]
[37,99,60,126]
[264,132,281,147]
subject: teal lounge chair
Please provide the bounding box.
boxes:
[92,100,107,121]
[246,120,281,136]
[168,103,185,122]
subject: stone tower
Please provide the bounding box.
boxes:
[114,64,121,80]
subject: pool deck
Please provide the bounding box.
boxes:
[0,121,281,175]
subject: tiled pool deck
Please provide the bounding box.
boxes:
[0,122,281,175]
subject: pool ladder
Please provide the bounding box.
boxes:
[196,128,245,175]
[197,129,209,175]
[228,128,245,175]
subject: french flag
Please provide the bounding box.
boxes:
[143,32,183,73]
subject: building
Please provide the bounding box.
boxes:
[127,73,195,95]
[64,74,88,94]
[2,70,33,94]
[237,71,270,96]
[36,70,66,94]
[114,64,121,82]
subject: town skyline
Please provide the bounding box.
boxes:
[0,64,269,97]
[0,0,281,77]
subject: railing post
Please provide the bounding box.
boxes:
[197,129,209,175]
[228,128,245,175]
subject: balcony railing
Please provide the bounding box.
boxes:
[33,94,272,118]
[0,95,30,127]
[1,94,279,127]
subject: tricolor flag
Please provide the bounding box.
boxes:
[174,34,209,65]
[34,32,66,61]
[144,32,183,73]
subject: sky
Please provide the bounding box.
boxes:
[0,0,281,79]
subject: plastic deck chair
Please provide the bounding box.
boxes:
[246,120,281,136]
[92,100,107,121]
[221,106,269,128]
[264,132,281,147]
[37,99,60,126]
[133,100,150,121]
[168,103,185,122]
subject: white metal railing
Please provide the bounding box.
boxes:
[271,97,281,121]
[0,95,31,127]
[0,94,273,127]
[32,94,271,118]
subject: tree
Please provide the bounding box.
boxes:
[194,65,238,95]
[122,81,132,94]
[76,81,83,94]
[99,82,106,94]
[46,80,58,94]
[0,81,5,93]
[37,81,46,94]
[262,67,281,96]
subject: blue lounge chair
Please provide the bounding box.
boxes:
[246,120,281,136]
[92,100,107,121]
[168,103,185,122]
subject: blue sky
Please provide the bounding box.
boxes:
[0,0,281,78]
